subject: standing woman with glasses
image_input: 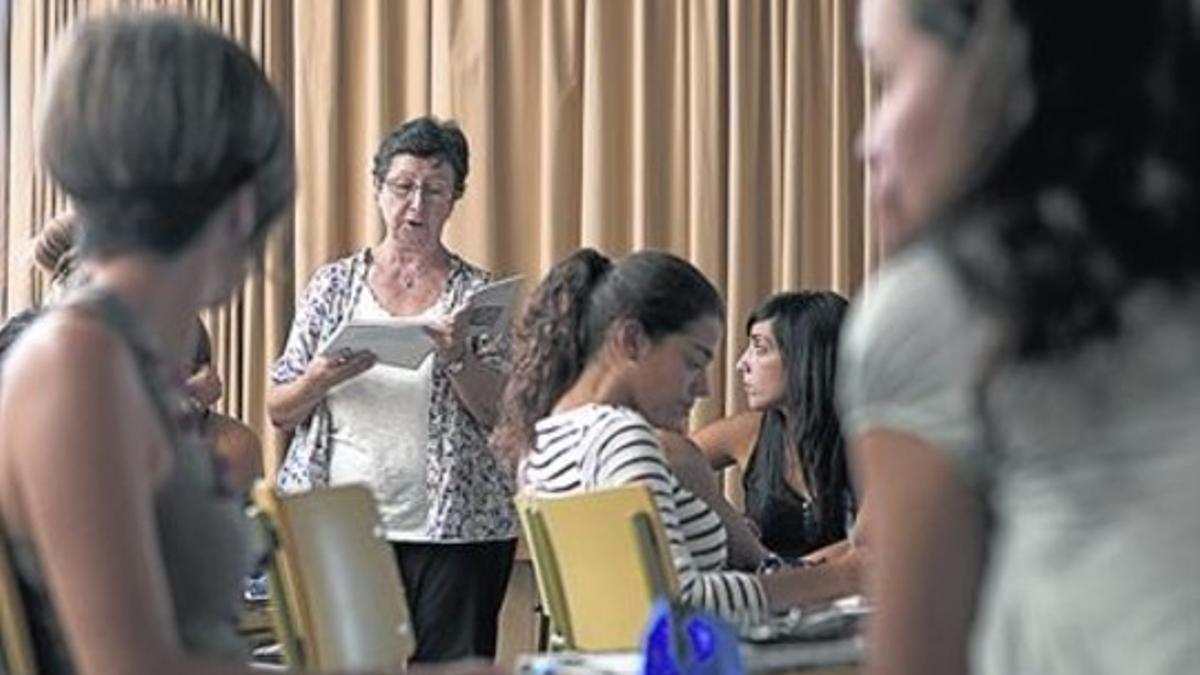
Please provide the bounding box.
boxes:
[267,117,516,662]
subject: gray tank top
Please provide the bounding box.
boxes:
[2,289,260,673]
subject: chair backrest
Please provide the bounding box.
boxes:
[513,493,572,649]
[252,482,415,672]
[514,484,679,651]
[0,521,38,675]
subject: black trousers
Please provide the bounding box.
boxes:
[392,539,517,662]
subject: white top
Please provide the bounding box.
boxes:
[525,403,767,623]
[839,244,1200,675]
[328,287,437,541]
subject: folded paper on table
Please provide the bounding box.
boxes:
[319,275,523,369]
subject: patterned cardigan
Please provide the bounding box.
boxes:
[272,249,517,541]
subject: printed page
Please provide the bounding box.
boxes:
[460,275,523,336]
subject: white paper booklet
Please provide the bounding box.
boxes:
[319,275,523,369]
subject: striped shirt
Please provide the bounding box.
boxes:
[525,403,767,623]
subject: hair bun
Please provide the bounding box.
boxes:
[33,210,80,277]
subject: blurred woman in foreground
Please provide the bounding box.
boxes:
[845,0,1200,673]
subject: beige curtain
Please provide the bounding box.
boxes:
[3,0,876,479]
[1,0,8,288]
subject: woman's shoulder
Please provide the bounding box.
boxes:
[592,404,658,436]
[294,251,369,314]
[309,250,367,285]
[6,308,130,376]
[0,310,145,457]
[845,245,979,348]
[551,404,661,458]
[842,244,998,386]
[543,403,656,439]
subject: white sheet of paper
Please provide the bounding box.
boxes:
[319,275,522,370]
[320,318,436,369]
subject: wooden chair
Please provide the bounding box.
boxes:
[0,521,38,675]
[514,484,678,652]
[251,482,415,672]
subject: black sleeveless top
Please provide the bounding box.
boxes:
[0,289,259,674]
[742,421,850,559]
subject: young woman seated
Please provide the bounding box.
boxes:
[495,250,855,622]
[184,319,263,494]
[660,292,863,590]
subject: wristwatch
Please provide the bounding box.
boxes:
[757,553,785,575]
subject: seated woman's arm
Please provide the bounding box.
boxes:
[691,411,763,470]
[758,503,871,608]
[757,554,861,610]
[799,491,873,567]
[598,418,864,615]
[659,430,769,570]
[854,429,985,675]
[590,417,768,622]
[805,538,852,564]
[207,412,263,493]
[756,502,871,609]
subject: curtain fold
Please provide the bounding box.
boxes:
[3,0,874,479]
[0,0,8,312]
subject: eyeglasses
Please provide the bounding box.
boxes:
[381,179,454,206]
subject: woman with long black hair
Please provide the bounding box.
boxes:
[664,292,861,591]
[694,292,855,560]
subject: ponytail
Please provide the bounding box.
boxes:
[492,248,612,457]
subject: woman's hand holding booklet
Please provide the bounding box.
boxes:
[320,275,522,369]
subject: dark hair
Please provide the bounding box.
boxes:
[913,0,1200,358]
[39,12,294,258]
[0,309,43,364]
[493,248,724,456]
[372,116,469,198]
[745,291,851,545]
[192,318,212,370]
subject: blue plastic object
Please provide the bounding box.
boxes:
[641,599,744,675]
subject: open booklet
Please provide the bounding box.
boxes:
[319,275,523,369]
